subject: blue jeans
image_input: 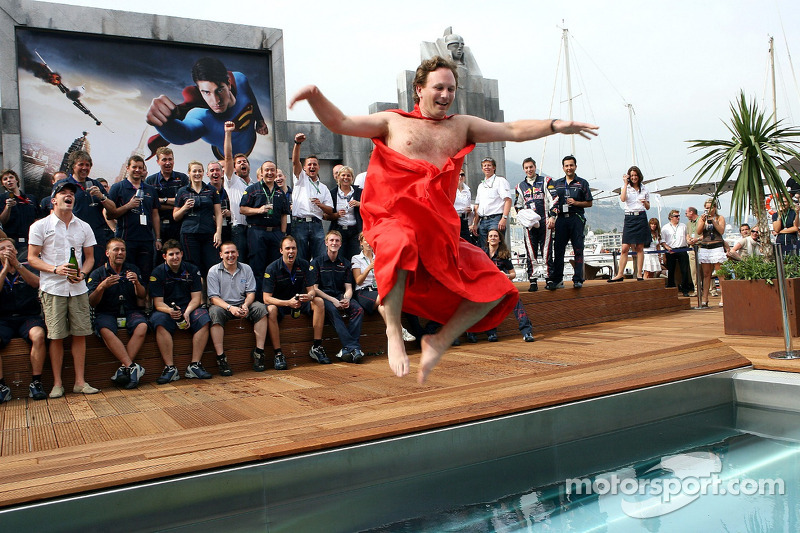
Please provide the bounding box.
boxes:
[292,218,325,263]
[478,214,503,249]
[231,225,249,261]
[323,299,364,351]
[485,299,532,337]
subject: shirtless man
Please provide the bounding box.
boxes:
[290,56,596,382]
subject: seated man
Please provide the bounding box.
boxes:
[0,238,47,401]
[149,240,212,383]
[206,242,269,375]
[312,230,365,363]
[87,238,149,389]
[262,235,327,368]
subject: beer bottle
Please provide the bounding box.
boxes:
[172,301,189,330]
[292,294,301,319]
[117,294,127,328]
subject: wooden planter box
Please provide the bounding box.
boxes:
[721,278,800,336]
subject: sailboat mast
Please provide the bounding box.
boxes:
[562,27,576,155]
[770,35,777,126]
[627,103,636,166]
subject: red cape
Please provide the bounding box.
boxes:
[361,107,518,331]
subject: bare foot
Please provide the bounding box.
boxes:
[387,331,409,377]
[418,333,449,384]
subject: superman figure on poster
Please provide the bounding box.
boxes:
[146,57,268,160]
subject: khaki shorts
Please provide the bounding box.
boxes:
[40,291,93,339]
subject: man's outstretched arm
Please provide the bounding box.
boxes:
[289,85,390,139]
[466,116,598,145]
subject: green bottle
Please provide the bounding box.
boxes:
[68,247,80,275]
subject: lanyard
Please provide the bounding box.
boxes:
[308,178,321,196]
[3,272,19,292]
[261,182,277,204]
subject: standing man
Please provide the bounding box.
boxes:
[239,159,288,296]
[313,230,365,363]
[515,158,552,291]
[289,55,596,382]
[207,160,232,243]
[661,210,693,297]
[27,182,99,397]
[454,168,474,242]
[471,157,512,249]
[685,206,700,296]
[206,242,269,376]
[291,133,334,262]
[107,155,161,282]
[87,238,149,389]
[0,169,41,259]
[262,235,328,368]
[0,238,48,401]
[544,155,593,290]
[54,150,117,265]
[146,147,189,248]
[223,121,252,261]
[149,240,212,383]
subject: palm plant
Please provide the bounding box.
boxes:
[687,91,800,257]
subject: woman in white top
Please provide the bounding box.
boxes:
[351,233,415,341]
[642,218,664,278]
[609,166,650,282]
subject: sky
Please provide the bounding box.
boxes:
[42,0,800,217]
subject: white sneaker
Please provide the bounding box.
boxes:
[402,328,416,342]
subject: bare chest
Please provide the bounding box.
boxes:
[386,116,468,169]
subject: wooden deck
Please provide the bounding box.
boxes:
[0,279,795,508]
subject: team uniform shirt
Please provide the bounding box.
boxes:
[206,261,256,306]
[87,261,145,315]
[292,170,333,220]
[0,192,40,244]
[175,183,221,234]
[107,180,159,242]
[515,174,552,218]
[28,213,96,296]
[312,254,355,299]
[453,184,472,217]
[145,171,189,228]
[224,174,250,227]
[240,182,289,227]
[487,249,514,273]
[662,222,688,249]
[548,176,593,217]
[215,186,230,227]
[0,263,41,317]
[52,176,109,232]
[351,252,376,290]
[474,174,512,217]
[149,261,203,309]
[262,258,317,300]
[621,184,649,212]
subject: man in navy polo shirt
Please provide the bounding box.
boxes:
[145,147,189,247]
[0,169,41,259]
[239,159,289,297]
[0,238,47,402]
[87,238,149,389]
[107,156,161,282]
[262,235,327,369]
[149,240,212,383]
[312,230,365,363]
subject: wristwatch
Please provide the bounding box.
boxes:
[502,215,509,219]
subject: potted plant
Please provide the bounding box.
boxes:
[717,254,800,336]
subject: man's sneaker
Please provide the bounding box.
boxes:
[523,333,535,342]
[274,352,288,371]
[0,384,11,403]
[252,349,266,372]
[352,349,365,364]
[186,362,212,379]
[545,281,564,291]
[401,327,416,342]
[573,281,583,289]
[466,332,478,343]
[336,349,354,363]
[217,355,233,377]
[29,380,47,400]
[309,345,331,364]
[487,333,499,342]
[111,365,131,386]
[156,365,180,385]
[528,281,538,292]
[125,363,145,390]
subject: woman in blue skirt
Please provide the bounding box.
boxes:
[608,166,650,282]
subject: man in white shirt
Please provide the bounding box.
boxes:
[291,132,334,261]
[470,157,512,249]
[661,209,693,297]
[27,182,100,398]
[223,121,252,261]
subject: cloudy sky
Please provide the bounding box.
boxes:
[50,0,800,212]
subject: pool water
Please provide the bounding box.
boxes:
[366,411,800,532]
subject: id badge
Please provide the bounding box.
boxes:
[139,214,147,225]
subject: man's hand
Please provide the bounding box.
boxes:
[552,120,599,140]
[288,86,318,110]
[547,216,556,230]
[146,95,177,127]
[102,273,122,288]
[295,132,306,144]
[498,218,507,231]
[224,120,236,134]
